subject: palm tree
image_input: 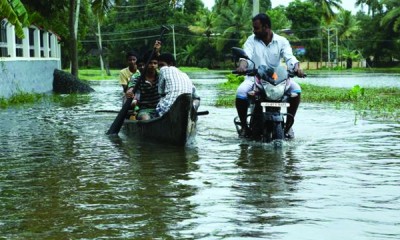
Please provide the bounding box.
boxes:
[0,0,29,38]
[68,0,79,77]
[355,0,383,17]
[308,0,343,24]
[178,44,197,65]
[91,0,121,75]
[189,10,216,43]
[214,0,251,51]
[380,0,400,32]
[333,10,359,40]
[332,10,359,65]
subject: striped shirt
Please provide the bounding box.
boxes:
[156,66,193,116]
[128,74,160,109]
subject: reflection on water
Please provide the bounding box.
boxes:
[0,76,399,239]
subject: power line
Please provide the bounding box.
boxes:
[114,0,168,9]
[101,26,161,36]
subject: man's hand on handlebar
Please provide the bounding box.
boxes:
[235,59,248,73]
[294,63,306,78]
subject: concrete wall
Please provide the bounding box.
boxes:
[1,19,61,99]
[0,58,58,98]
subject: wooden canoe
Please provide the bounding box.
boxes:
[122,93,197,146]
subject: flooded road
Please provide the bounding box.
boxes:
[1,73,399,239]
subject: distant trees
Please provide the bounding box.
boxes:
[3,0,400,69]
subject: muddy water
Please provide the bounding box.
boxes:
[0,73,399,239]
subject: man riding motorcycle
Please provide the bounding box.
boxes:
[235,13,305,138]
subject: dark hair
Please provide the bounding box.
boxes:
[157,53,176,66]
[126,51,138,59]
[252,13,271,29]
[143,50,158,63]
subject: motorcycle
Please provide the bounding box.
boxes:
[231,47,304,146]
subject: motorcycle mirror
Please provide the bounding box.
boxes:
[231,47,249,60]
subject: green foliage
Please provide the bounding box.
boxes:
[213,0,251,51]
[16,0,400,69]
[354,11,400,62]
[285,0,322,61]
[77,68,119,80]
[348,85,365,100]
[342,49,362,61]
[0,92,43,108]
[51,94,90,107]
[221,73,244,88]
[179,44,197,66]
[380,0,400,32]
[308,0,343,24]
[1,0,29,38]
[268,6,291,31]
[214,80,400,120]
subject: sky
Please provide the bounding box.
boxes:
[201,0,361,13]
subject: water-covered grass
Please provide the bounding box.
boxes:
[0,92,44,108]
[0,92,91,109]
[215,74,400,121]
[77,69,119,80]
[71,67,211,81]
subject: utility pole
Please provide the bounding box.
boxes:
[327,28,330,69]
[252,0,259,16]
[97,20,104,75]
[172,25,176,61]
[335,28,338,67]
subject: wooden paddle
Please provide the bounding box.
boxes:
[106,25,169,135]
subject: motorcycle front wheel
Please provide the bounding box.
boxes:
[273,122,284,148]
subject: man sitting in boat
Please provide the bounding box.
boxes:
[156,53,196,117]
[119,51,140,94]
[125,48,161,120]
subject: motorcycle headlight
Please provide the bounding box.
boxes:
[263,81,287,101]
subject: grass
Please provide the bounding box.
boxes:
[71,66,400,81]
[0,92,44,108]
[180,67,210,72]
[69,67,211,81]
[305,67,400,74]
[1,92,91,109]
[215,74,400,121]
[77,68,119,81]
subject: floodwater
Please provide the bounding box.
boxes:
[0,72,399,239]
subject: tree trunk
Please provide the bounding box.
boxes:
[97,19,105,75]
[69,0,79,77]
[346,57,352,69]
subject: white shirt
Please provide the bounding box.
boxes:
[156,66,193,116]
[243,32,299,73]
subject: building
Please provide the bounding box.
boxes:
[0,19,62,98]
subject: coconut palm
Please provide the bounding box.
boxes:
[188,10,216,43]
[355,0,383,16]
[331,10,359,64]
[214,0,251,51]
[333,10,359,40]
[91,0,122,75]
[178,44,197,65]
[380,0,400,32]
[308,0,343,24]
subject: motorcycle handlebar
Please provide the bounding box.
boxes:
[232,69,257,76]
[288,71,307,78]
[233,69,307,78]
